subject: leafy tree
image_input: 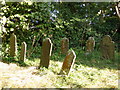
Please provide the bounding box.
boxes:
[1,2,120,58]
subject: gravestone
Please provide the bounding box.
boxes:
[20,42,27,62]
[39,38,53,68]
[59,50,76,75]
[86,37,95,53]
[100,35,115,60]
[10,33,17,57]
[61,37,69,54]
[0,38,2,60]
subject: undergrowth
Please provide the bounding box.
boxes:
[1,48,119,88]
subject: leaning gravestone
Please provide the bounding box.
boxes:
[20,42,27,62]
[59,50,76,75]
[39,38,53,68]
[61,37,69,55]
[86,37,95,54]
[100,35,115,60]
[10,33,17,57]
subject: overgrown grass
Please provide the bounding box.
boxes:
[1,48,119,88]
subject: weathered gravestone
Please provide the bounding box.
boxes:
[10,33,17,57]
[100,35,115,60]
[86,37,95,54]
[61,37,69,55]
[0,38,2,60]
[59,50,76,75]
[20,42,27,62]
[39,38,53,68]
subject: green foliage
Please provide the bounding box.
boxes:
[1,2,120,59]
[1,46,118,88]
[53,2,120,47]
[1,2,52,57]
[3,49,118,88]
[1,2,119,88]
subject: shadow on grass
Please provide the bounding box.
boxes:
[51,49,119,70]
[2,57,29,67]
[75,49,119,70]
[2,48,119,70]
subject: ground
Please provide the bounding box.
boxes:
[0,58,119,88]
[0,61,55,88]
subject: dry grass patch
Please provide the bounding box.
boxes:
[0,59,118,88]
[0,61,57,88]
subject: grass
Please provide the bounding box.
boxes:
[1,48,119,88]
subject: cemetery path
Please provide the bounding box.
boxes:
[0,61,54,88]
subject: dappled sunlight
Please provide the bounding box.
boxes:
[0,61,56,88]
[71,64,118,88]
[1,1,119,89]
[0,60,118,88]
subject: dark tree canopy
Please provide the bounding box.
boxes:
[1,2,120,57]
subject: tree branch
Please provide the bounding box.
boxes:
[115,3,120,18]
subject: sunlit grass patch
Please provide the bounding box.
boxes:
[0,49,119,88]
[25,58,40,66]
[66,64,118,88]
[0,61,56,88]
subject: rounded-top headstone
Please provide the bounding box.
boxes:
[100,35,115,60]
[102,35,112,45]
[61,37,69,55]
[86,37,95,53]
